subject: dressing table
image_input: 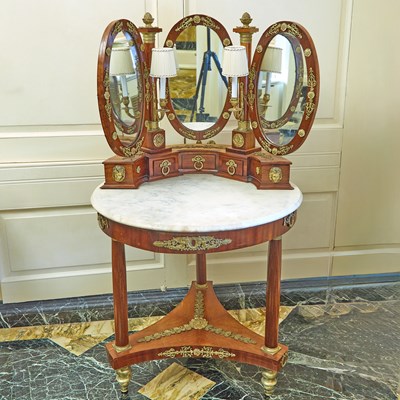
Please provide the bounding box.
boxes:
[93,12,319,397]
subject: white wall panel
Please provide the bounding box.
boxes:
[0,206,168,302]
[284,193,335,250]
[188,250,332,284]
[332,251,400,277]
[1,209,153,272]
[157,0,184,45]
[0,130,111,163]
[329,0,400,280]
[1,263,167,304]
[0,179,101,210]
[0,0,147,126]
[335,0,400,248]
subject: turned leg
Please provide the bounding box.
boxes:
[112,240,131,392]
[112,239,130,348]
[262,238,282,395]
[116,366,132,394]
[264,238,282,351]
[261,370,278,396]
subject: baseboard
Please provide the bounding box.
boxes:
[0,273,399,328]
[280,272,400,288]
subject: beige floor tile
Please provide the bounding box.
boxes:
[228,306,295,335]
[138,362,215,400]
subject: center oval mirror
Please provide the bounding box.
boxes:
[249,22,319,155]
[98,19,145,157]
[164,15,232,142]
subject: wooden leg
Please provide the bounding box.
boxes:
[196,254,207,285]
[111,240,130,350]
[112,240,132,393]
[261,238,282,396]
[264,238,282,352]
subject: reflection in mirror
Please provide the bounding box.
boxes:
[109,32,141,143]
[168,26,228,131]
[258,35,307,146]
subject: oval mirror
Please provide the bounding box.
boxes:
[98,19,146,157]
[164,15,232,142]
[249,22,319,155]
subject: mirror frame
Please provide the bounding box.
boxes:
[249,21,320,155]
[97,19,146,157]
[163,15,233,142]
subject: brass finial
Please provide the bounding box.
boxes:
[143,12,154,27]
[240,12,252,27]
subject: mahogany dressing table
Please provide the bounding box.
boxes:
[94,12,319,396]
[91,174,302,395]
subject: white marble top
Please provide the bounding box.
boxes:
[91,175,302,233]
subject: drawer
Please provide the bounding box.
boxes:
[219,155,246,177]
[179,152,218,172]
[150,154,179,179]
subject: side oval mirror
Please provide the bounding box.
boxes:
[97,19,146,156]
[249,21,320,155]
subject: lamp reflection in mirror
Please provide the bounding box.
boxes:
[110,39,138,121]
[259,46,282,113]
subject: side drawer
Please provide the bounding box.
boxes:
[218,154,246,179]
[149,154,180,179]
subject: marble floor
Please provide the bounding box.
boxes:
[1,282,399,400]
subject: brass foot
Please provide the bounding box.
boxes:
[116,366,132,394]
[261,369,278,396]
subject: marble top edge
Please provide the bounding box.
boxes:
[91,175,303,232]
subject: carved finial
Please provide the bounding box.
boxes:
[240,12,252,27]
[143,12,154,27]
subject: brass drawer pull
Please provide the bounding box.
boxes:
[160,160,171,176]
[192,155,205,171]
[226,159,237,176]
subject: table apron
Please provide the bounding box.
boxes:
[96,211,297,254]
